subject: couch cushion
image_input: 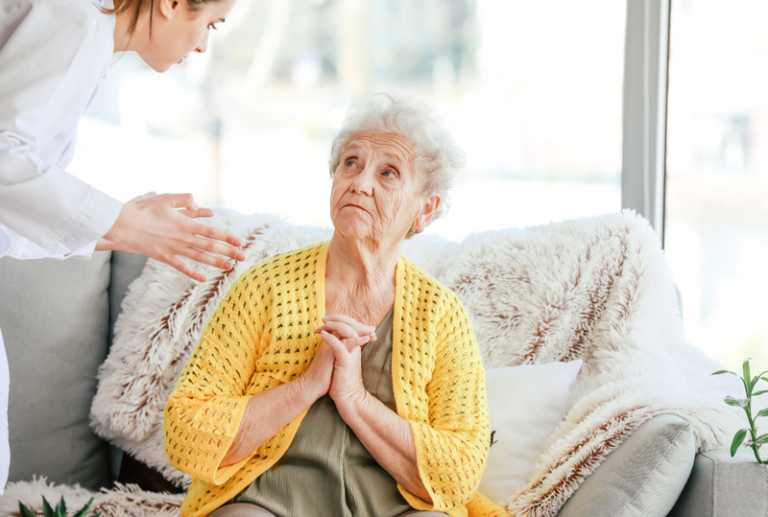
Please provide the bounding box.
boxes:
[667,448,768,517]
[556,414,695,517]
[108,251,148,348]
[0,252,112,489]
[105,251,148,481]
[480,360,583,505]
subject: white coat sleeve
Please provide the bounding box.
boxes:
[0,0,123,254]
[0,224,96,260]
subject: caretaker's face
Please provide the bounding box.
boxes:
[330,131,426,244]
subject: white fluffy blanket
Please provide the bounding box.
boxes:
[84,208,742,517]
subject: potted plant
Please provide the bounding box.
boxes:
[18,496,99,517]
[712,358,768,464]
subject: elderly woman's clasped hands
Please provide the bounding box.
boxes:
[312,315,378,403]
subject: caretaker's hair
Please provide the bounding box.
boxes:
[329,92,465,236]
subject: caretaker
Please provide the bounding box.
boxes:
[0,0,246,492]
[164,93,507,517]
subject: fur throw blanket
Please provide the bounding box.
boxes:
[0,478,183,517]
[85,208,742,517]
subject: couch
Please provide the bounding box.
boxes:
[0,246,765,517]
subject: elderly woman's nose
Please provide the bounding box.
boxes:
[350,168,375,194]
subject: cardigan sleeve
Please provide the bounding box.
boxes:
[164,273,265,485]
[400,295,492,513]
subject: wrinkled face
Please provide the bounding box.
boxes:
[330,131,440,245]
[139,0,236,72]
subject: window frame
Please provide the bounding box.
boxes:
[621,0,672,246]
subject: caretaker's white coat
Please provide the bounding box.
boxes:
[0,0,123,491]
[0,0,122,259]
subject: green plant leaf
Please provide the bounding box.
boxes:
[754,433,768,445]
[42,497,54,517]
[72,497,95,517]
[731,429,748,456]
[743,359,752,386]
[754,390,768,397]
[757,408,768,418]
[712,370,736,376]
[18,502,39,517]
[55,496,66,517]
[725,396,749,408]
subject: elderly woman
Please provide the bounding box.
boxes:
[164,93,505,517]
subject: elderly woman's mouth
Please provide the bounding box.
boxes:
[344,204,370,214]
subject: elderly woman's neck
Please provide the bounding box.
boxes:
[327,236,400,292]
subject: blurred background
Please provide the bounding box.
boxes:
[68,0,767,370]
[665,0,768,370]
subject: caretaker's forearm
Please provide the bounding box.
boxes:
[336,392,433,504]
[220,379,316,467]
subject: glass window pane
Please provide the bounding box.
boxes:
[666,0,768,370]
[71,0,625,242]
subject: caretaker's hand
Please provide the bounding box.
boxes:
[95,238,138,253]
[102,193,246,282]
[96,193,156,253]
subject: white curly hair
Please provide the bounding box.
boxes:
[329,91,465,238]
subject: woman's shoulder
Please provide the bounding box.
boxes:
[22,0,113,34]
[1,0,115,61]
[399,256,467,315]
[236,241,327,286]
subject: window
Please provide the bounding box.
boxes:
[71,0,626,242]
[665,0,768,370]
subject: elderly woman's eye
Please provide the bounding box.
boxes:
[345,160,355,168]
[382,170,395,178]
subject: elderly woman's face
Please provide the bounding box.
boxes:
[330,131,438,244]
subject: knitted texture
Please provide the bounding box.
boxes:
[164,242,498,517]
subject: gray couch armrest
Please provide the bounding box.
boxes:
[106,251,149,482]
[668,449,768,517]
[557,414,695,517]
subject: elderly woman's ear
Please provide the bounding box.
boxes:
[411,194,441,234]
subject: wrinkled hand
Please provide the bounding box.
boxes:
[317,314,377,406]
[103,193,246,282]
[316,314,376,351]
[297,339,336,402]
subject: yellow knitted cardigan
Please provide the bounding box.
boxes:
[164,242,508,517]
